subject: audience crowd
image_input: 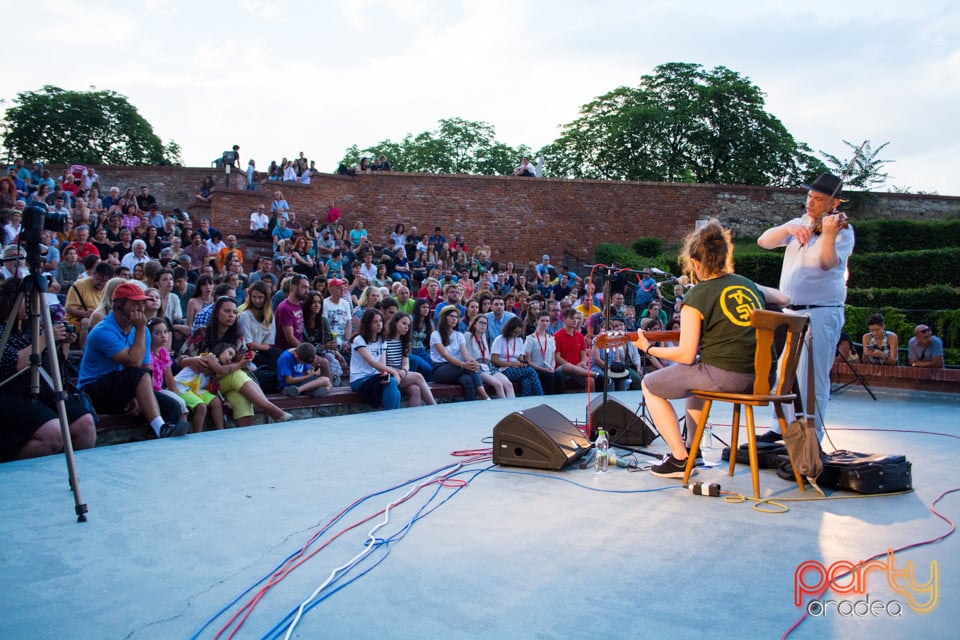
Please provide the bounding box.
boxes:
[0,160,944,461]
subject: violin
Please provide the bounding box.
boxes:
[811,210,850,235]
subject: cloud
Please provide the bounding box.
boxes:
[3,0,957,194]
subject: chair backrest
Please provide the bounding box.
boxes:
[750,309,809,397]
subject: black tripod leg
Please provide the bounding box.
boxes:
[832,350,877,400]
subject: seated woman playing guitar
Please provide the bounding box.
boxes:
[631,218,768,479]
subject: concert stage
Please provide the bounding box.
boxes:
[1,389,957,639]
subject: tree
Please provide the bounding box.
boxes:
[541,63,825,187]
[1,85,178,166]
[820,140,892,190]
[339,118,530,175]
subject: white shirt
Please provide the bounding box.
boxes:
[250,211,269,231]
[1,264,29,280]
[359,262,377,282]
[206,239,226,255]
[3,223,20,245]
[463,332,492,372]
[163,292,184,323]
[430,330,466,364]
[238,309,276,346]
[524,331,557,369]
[491,335,525,364]
[350,334,384,382]
[323,297,353,345]
[121,251,149,271]
[777,217,855,307]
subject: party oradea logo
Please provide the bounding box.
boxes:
[794,549,938,617]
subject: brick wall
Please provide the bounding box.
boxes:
[831,361,960,393]
[65,165,960,266]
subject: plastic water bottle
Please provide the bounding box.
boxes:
[595,429,609,474]
[702,424,713,452]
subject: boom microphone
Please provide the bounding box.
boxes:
[656,277,678,288]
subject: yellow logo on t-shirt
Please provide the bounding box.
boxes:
[721,285,763,326]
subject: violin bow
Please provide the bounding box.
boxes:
[830,139,869,201]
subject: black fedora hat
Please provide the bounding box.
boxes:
[801,173,848,202]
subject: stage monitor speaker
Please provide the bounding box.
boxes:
[587,396,656,446]
[493,404,590,471]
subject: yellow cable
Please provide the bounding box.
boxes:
[720,489,914,514]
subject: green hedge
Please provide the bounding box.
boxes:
[852,219,960,253]
[846,285,960,310]
[730,248,960,289]
[594,243,675,274]
[843,307,912,345]
[733,253,786,288]
[631,237,664,257]
[847,248,960,289]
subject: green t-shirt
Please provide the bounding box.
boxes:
[682,273,765,374]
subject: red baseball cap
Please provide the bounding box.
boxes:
[113,282,151,301]
[328,278,347,287]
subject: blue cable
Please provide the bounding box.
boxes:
[261,464,681,637]
[261,479,458,639]
[199,461,680,638]
[189,462,463,640]
[482,466,687,494]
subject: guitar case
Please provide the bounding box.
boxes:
[721,442,787,468]
[779,450,912,494]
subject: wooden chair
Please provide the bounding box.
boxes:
[682,310,809,498]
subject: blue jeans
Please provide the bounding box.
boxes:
[432,363,483,400]
[350,374,401,410]
[409,352,432,381]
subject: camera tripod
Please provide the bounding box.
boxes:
[830,347,877,400]
[0,271,88,522]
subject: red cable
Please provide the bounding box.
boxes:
[215,461,474,638]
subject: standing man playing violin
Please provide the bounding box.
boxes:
[756,173,855,442]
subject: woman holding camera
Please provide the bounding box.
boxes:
[0,279,96,461]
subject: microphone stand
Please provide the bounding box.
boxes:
[586,267,659,459]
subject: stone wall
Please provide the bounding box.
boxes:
[65,165,960,265]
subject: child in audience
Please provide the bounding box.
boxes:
[277,342,333,397]
[383,312,436,406]
[147,318,193,429]
[172,341,231,431]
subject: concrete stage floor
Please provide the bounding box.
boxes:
[1,387,958,639]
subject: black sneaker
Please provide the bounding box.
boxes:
[650,453,692,478]
[686,447,704,467]
[159,421,190,438]
[756,430,783,444]
[282,385,301,397]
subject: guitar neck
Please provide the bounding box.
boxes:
[628,330,679,342]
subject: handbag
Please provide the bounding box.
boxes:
[781,334,823,490]
[252,365,279,394]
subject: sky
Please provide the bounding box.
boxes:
[4,0,959,195]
